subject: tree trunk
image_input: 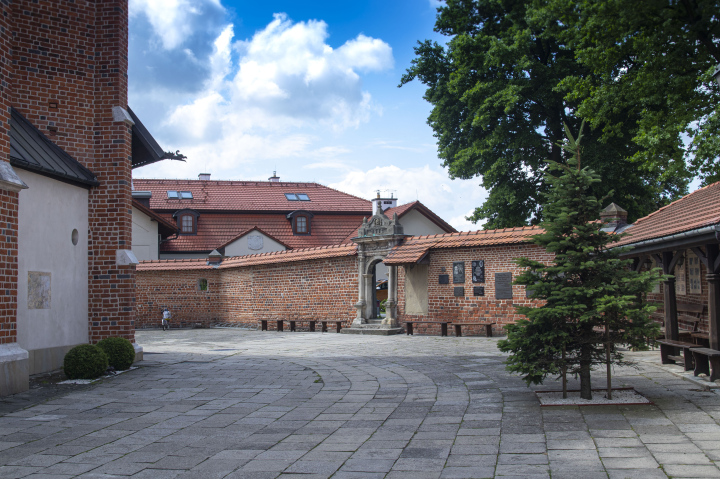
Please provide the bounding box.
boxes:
[580,343,593,400]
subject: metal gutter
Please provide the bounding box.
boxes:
[619,224,720,251]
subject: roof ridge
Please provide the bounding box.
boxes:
[634,181,720,225]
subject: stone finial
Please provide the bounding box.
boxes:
[600,202,628,225]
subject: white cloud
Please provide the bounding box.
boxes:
[130,0,225,50]
[329,165,487,231]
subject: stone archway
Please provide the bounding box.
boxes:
[350,211,406,333]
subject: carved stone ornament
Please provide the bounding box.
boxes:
[247,234,264,251]
[357,212,404,238]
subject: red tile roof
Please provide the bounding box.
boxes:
[136,243,357,271]
[132,199,178,237]
[158,212,367,252]
[132,179,372,213]
[340,201,456,243]
[383,226,542,265]
[616,181,720,246]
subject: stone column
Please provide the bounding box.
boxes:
[383,265,398,327]
[353,254,365,326]
[363,274,374,319]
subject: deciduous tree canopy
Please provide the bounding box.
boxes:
[402,0,719,228]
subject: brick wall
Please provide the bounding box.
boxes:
[135,256,359,329]
[9,0,135,343]
[398,244,553,335]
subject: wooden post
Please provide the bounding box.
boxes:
[606,322,612,400]
[706,244,720,350]
[662,251,679,341]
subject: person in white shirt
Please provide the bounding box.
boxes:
[162,308,171,331]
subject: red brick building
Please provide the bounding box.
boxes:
[0,0,173,396]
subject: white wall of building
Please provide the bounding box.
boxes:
[377,209,451,280]
[16,169,89,367]
[132,206,159,261]
[224,231,286,257]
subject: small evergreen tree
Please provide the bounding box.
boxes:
[498,124,660,400]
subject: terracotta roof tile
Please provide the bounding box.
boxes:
[158,213,367,252]
[132,179,372,213]
[136,258,212,272]
[137,243,357,271]
[383,226,542,265]
[617,181,720,246]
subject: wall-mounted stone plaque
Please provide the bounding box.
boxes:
[473,286,485,296]
[439,274,449,284]
[453,262,464,283]
[495,272,513,299]
[247,234,264,250]
[28,272,51,309]
[472,260,485,283]
[454,287,465,297]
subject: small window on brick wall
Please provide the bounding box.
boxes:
[198,278,208,291]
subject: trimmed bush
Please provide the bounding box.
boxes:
[97,337,136,370]
[63,344,108,380]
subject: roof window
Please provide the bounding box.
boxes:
[168,190,193,199]
[285,193,310,201]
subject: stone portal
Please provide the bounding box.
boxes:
[344,211,407,335]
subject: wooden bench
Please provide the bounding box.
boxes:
[451,322,494,338]
[321,320,343,333]
[405,321,449,336]
[691,348,720,381]
[656,339,702,371]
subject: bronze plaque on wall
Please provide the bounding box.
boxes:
[454,287,465,297]
[495,272,513,299]
[471,260,485,283]
[453,262,464,283]
[439,274,449,284]
[473,286,485,296]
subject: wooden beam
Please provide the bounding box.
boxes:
[634,255,648,272]
[663,251,679,341]
[692,246,709,268]
[668,251,683,273]
[652,254,663,269]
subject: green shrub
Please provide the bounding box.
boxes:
[63,344,108,380]
[97,337,136,371]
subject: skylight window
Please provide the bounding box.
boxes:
[167,190,192,199]
[167,190,179,199]
[285,193,310,201]
[180,191,193,199]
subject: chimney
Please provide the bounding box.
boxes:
[600,202,628,231]
[372,190,398,215]
[198,173,211,181]
[132,190,152,208]
[268,171,280,182]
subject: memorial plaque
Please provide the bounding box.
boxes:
[473,286,485,297]
[439,274,449,284]
[526,286,534,298]
[495,272,513,299]
[472,260,485,283]
[454,287,465,297]
[453,261,465,283]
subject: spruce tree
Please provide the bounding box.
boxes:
[498,125,660,400]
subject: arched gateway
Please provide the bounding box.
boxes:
[345,211,407,335]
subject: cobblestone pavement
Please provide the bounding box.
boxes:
[2,329,720,478]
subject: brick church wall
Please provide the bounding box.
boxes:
[398,244,553,335]
[135,255,359,329]
[10,0,135,343]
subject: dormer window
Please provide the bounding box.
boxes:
[287,210,314,235]
[173,209,199,235]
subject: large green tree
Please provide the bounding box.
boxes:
[401,0,717,228]
[539,0,720,185]
[498,127,660,399]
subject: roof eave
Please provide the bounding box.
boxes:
[618,224,720,256]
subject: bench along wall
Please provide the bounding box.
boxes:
[135,255,359,329]
[397,244,553,335]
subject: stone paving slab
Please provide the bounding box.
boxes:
[1,329,720,478]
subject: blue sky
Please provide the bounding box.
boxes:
[128,0,487,230]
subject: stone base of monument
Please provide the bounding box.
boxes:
[341,320,404,336]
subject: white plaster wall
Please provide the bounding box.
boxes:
[16,169,89,352]
[132,206,159,261]
[224,231,286,257]
[377,210,451,280]
[401,209,450,237]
